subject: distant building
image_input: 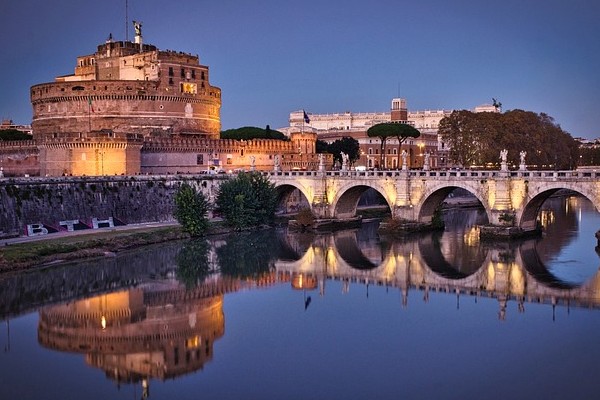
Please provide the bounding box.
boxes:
[281,99,496,169]
[0,119,32,135]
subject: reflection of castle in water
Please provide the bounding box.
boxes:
[37,278,242,385]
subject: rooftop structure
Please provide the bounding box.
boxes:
[31,26,221,139]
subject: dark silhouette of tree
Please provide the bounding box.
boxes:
[439,109,578,169]
[0,129,32,141]
[220,126,288,140]
[327,136,360,167]
[367,123,420,168]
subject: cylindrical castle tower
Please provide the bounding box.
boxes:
[31,39,221,139]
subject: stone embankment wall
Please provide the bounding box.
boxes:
[0,175,225,237]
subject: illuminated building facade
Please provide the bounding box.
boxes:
[283,99,497,169]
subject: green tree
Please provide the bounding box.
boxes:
[327,136,360,166]
[216,171,277,230]
[367,123,420,168]
[316,139,329,153]
[173,183,210,236]
[438,110,485,167]
[0,129,32,141]
[438,109,577,169]
[220,126,288,141]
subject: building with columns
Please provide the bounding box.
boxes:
[282,99,497,169]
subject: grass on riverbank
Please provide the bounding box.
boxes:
[0,226,192,273]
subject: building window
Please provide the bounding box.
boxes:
[368,148,373,155]
[169,78,174,85]
[201,71,205,80]
[196,154,203,165]
[393,148,397,155]
[191,70,196,79]
[181,68,185,78]
[168,67,174,76]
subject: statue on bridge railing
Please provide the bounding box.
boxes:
[273,155,281,172]
[500,149,508,171]
[401,150,408,171]
[341,152,349,171]
[519,151,527,171]
[423,152,430,171]
[318,153,325,172]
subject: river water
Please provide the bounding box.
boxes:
[1,195,600,399]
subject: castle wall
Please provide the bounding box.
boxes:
[0,141,40,177]
[0,175,224,237]
[31,80,221,137]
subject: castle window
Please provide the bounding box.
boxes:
[169,78,174,85]
[196,154,203,165]
[168,67,174,76]
[191,70,196,79]
[181,68,185,78]
[201,71,205,80]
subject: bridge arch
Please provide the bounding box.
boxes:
[273,183,312,215]
[416,183,491,224]
[330,182,393,219]
[519,184,600,231]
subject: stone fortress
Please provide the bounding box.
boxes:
[0,23,325,177]
[0,23,499,178]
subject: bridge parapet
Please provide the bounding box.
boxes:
[267,169,600,235]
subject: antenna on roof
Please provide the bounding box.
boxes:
[125,0,129,41]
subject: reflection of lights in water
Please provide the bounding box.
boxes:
[538,209,555,229]
[291,273,317,290]
[463,226,480,247]
[101,316,107,330]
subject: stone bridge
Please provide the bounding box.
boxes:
[268,169,600,233]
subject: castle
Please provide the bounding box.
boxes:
[0,25,323,177]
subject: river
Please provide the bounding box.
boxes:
[1,194,599,399]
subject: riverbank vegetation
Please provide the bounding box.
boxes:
[0,226,189,273]
[216,171,277,230]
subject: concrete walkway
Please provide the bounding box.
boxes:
[0,221,180,246]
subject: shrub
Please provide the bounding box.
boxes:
[174,183,210,236]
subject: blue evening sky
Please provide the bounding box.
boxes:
[1,0,598,138]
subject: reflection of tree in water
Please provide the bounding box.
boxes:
[176,239,212,287]
[217,230,280,279]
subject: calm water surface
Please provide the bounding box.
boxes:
[1,195,600,399]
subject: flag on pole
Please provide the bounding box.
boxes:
[303,110,310,124]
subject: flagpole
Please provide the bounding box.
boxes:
[88,98,91,133]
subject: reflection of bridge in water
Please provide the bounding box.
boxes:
[274,229,600,319]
